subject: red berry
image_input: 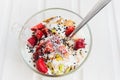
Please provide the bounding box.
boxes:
[41,28,49,37]
[36,45,41,53]
[74,39,85,50]
[33,52,39,62]
[31,23,45,31]
[36,40,45,51]
[65,26,75,36]
[35,30,44,39]
[36,58,48,73]
[44,40,54,53]
[27,36,37,47]
[58,45,67,54]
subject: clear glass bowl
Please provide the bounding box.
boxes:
[19,8,92,77]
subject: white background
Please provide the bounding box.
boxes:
[0,0,120,80]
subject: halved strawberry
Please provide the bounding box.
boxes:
[31,23,45,31]
[74,38,85,50]
[27,36,37,47]
[35,30,44,39]
[65,26,75,36]
[36,58,48,73]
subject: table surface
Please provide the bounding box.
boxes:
[0,0,120,80]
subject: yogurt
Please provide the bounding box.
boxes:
[26,16,87,75]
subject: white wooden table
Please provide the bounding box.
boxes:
[0,0,120,80]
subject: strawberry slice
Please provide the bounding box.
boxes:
[36,40,45,51]
[74,38,85,50]
[27,36,37,47]
[58,45,67,54]
[31,23,45,31]
[35,30,44,39]
[44,40,54,53]
[65,26,75,36]
[52,35,60,44]
[35,40,45,55]
[33,52,40,62]
[41,28,49,37]
[36,58,48,73]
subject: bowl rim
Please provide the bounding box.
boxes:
[19,8,93,77]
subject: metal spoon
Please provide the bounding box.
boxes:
[69,0,112,38]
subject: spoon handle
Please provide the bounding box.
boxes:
[69,0,111,38]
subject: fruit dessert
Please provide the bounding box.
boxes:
[26,16,87,75]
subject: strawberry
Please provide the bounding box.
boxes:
[44,40,54,53]
[35,40,45,55]
[27,36,37,47]
[33,52,39,62]
[36,40,45,51]
[74,38,85,50]
[36,58,48,73]
[65,26,75,36]
[35,30,44,39]
[41,28,49,37]
[58,45,67,54]
[36,45,41,53]
[31,23,45,31]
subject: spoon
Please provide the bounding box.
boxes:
[69,0,111,38]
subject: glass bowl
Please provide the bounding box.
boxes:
[19,8,92,77]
